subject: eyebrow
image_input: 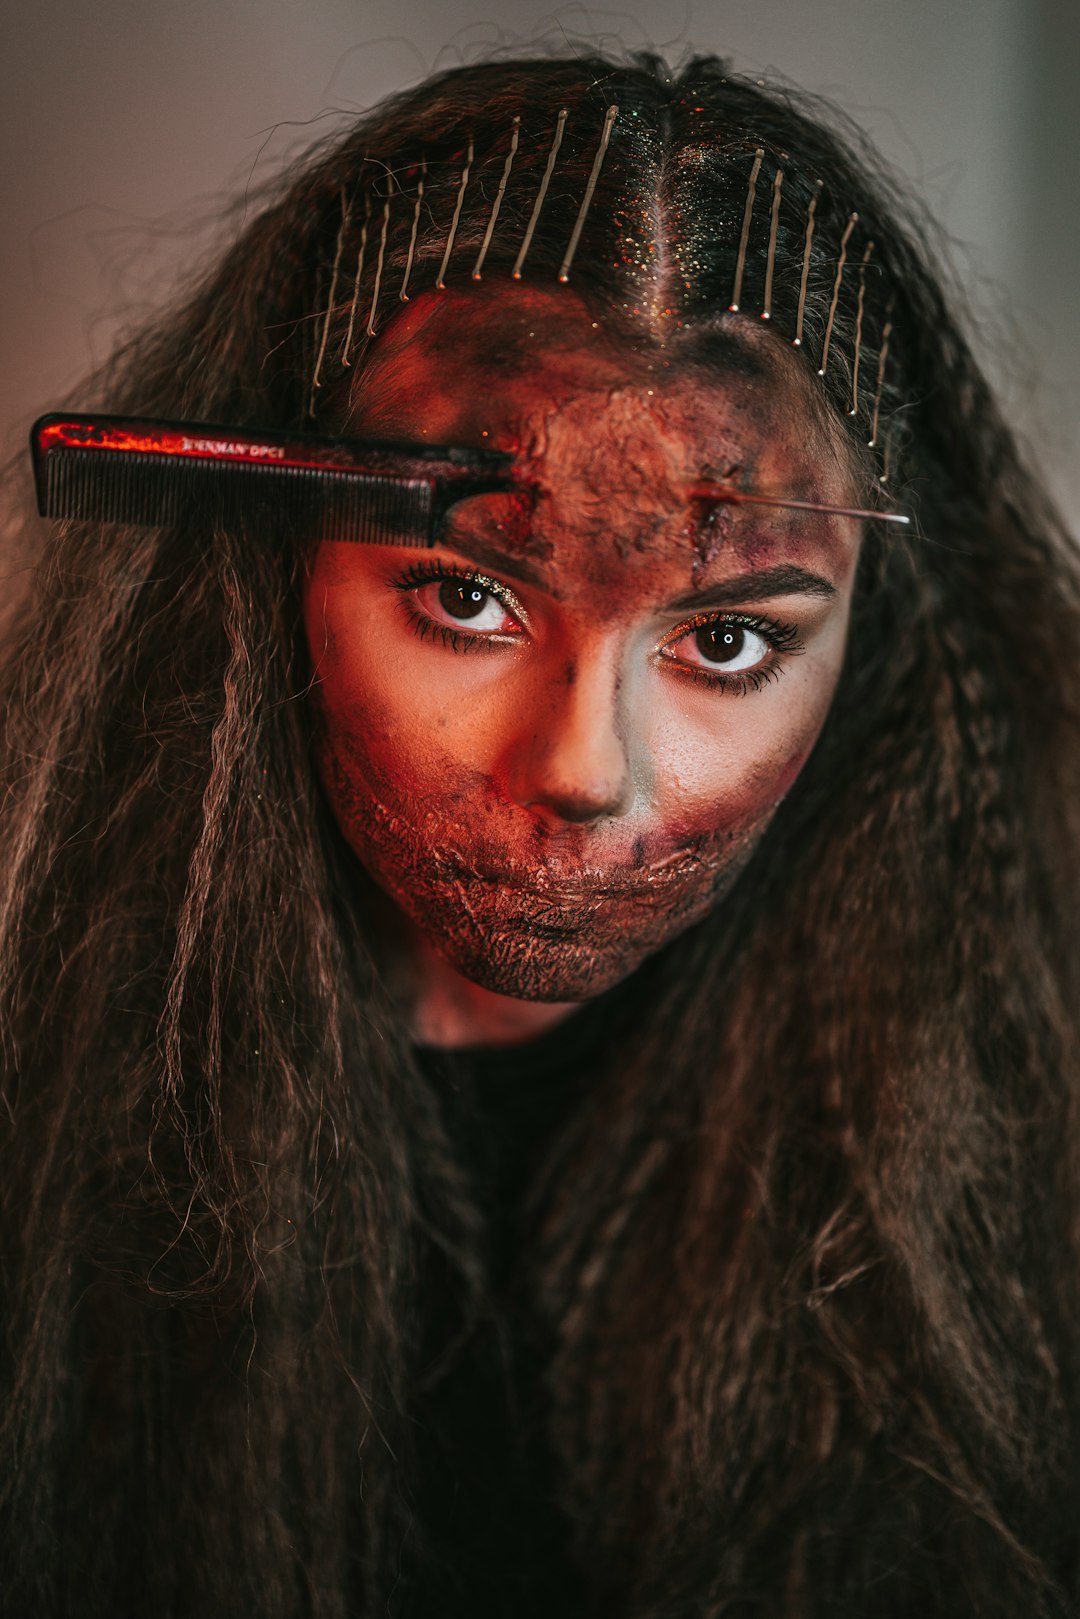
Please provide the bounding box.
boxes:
[665,564,837,610]
[667,573,835,615]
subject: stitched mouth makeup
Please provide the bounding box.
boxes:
[317,738,768,998]
[439,846,710,895]
[304,285,864,1008]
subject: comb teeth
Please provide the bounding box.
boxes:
[42,448,436,545]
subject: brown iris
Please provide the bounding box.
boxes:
[441,580,490,619]
[696,622,746,664]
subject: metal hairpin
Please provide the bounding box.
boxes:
[341,191,371,365]
[729,148,764,313]
[513,109,568,279]
[366,192,391,337]
[793,179,822,348]
[869,294,895,462]
[819,211,857,376]
[400,160,426,302]
[310,186,350,409]
[849,240,874,414]
[761,165,783,320]
[560,104,619,282]
[474,120,520,281]
[718,490,908,525]
[436,139,474,290]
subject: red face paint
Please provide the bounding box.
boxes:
[303,287,863,1037]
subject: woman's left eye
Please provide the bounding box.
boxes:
[662,616,775,675]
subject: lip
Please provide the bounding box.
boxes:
[433,844,710,898]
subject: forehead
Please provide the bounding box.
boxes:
[344,284,840,468]
[334,284,861,584]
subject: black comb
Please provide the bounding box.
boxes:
[30,414,517,545]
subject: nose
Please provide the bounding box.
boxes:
[505,648,637,827]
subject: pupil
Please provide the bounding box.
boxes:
[439,580,488,620]
[696,622,745,664]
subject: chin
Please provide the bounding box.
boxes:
[402,876,715,1002]
[438,927,651,1003]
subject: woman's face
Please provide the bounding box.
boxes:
[303,286,863,1002]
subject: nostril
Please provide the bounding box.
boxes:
[528,793,617,826]
[521,763,635,826]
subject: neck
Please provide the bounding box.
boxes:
[406,928,580,1048]
[353,871,580,1048]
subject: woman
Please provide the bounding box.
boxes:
[2,51,1079,1617]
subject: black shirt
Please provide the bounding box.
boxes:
[406,974,642,1617]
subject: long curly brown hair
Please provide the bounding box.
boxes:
[3,51,1080,1618]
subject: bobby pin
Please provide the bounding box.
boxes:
[341,191,372,366]
[435,139,474,290]
[399,160,426,302]
[849,240,874,414]
[716,490,909,525]
[513,109,568,279]
[818,211,858,377]
[729,148,764,313]
[310,186,350,410]
[869,295,895,449]
[560,103,619,283]
[761,165,783,320]
[366,191,392,337]
[473,118,520,280]
[793,180,822,346]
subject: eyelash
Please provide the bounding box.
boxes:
[390,561,519,656]
[660,606,804,695]
[388,560,805,694]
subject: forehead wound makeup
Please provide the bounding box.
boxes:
[307,101,901,487]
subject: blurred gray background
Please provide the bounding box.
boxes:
[3,0,1077,518]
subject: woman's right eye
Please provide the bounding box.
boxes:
[389,561,527,645]
[414,576,520,634]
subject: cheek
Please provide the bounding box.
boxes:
[648,654,842,841]
[304,570,477,798]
